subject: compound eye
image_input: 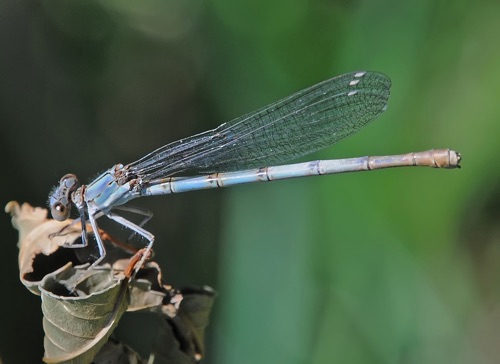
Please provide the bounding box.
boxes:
[60,174,79,190]
[51,202,70,221]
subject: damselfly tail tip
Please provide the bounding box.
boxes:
[449,149,461,169]
[455,151,462,169]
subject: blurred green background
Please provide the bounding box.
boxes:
[1,0,499,363]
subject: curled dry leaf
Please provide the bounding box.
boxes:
[6,201,216,363]
[5,201,87,294]
[169,286,216,361]
[150,286,216,363]
[126,261,169,312]
[40,263,129,364]
[92,338,145,364]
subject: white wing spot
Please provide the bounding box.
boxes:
[348,90,358,96]
[349,79,360,86]
[354,71,366,78]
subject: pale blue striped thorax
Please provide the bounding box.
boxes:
[82,165,137,214]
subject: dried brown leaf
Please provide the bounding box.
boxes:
[152,287,216,363]
[40,264,129,364]
[6,202,216,364]
[6,201,90,294]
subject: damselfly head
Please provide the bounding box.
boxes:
[49,174,80,221]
